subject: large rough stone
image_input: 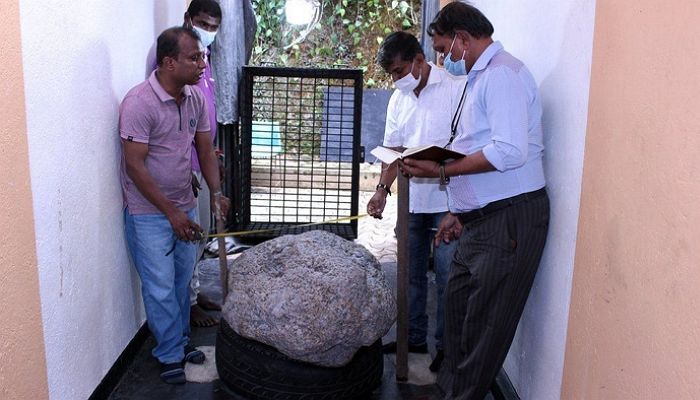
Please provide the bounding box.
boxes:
[222,230,396,367]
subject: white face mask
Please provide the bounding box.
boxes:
[394,60,421,93]
[193,25,217,47]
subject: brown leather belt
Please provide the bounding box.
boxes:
[455,187,547,225]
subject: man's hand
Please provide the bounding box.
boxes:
[216,150,226,183]
[367,191,387,219]
[434,213,463,247]
[122,139,201,240]
[400,158,440,178]
[167,209,203,241]
[211,193,231,221]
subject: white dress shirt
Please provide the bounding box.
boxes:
[447,42,546,212]
[383,63,467,213]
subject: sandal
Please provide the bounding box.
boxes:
[160,362,186,384]
[184,344,205,364]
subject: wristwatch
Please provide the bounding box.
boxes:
[376,183,392,196]
[439,162,450,185]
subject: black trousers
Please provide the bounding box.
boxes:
[437,191,550,400]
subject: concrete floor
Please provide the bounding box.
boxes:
[107,193,499,399]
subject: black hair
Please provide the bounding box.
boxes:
[427,2,494,39]
[376,31,424,72]
[187,0,222,20]
[156,27,200,66]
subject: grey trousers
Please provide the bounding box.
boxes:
[438,191,550,400]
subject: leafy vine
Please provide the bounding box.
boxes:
[251,0,422,88]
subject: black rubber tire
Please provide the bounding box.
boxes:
[215,318,383,400]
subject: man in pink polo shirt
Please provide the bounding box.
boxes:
[120,26,229,384]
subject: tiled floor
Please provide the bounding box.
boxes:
[107,193,496,400]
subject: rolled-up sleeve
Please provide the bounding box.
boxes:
[480,67,529,171]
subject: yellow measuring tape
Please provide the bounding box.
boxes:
[208,214,368,238]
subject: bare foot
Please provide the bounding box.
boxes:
[190,304,218,327]
[197,293,221,311]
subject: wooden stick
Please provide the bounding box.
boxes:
[214,201,229,301]
[395,169,409,381]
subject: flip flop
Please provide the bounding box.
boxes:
[184,344,205,364]
[160,362,186,384]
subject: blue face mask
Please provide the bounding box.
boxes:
[443,35,467,76]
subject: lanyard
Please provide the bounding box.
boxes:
[446,79,469,149]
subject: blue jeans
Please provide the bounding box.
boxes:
[408,212,456,350]
[124,208,198,364]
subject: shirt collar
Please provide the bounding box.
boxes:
[424,61,442,86]
[148,69,192,103]
[470,41,504,74]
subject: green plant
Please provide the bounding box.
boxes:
[251,0,421,89]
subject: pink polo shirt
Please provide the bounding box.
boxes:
[119,70,211,215]
[147,46,216,172]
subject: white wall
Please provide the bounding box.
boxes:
[19,1,184,399]
[468,1,597,398]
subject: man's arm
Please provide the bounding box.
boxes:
[400,149,495,179]
[368,91,405,219]
[367,150,402,219]
[194,131,230,219]
[479,67,530,171]
[404,66,532,179]
[122,139,201,241]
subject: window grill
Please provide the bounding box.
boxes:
[230,66,363,242]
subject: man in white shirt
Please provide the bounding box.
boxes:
[368,31,465,372]
[401,3,550,399]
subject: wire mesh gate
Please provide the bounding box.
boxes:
[230,66,363,242]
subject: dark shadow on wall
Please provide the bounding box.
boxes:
[69,42,142,329]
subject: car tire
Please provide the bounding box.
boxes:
[215,318,383,400]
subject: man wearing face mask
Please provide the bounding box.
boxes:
[182,0,223,328]
[147,0,223,328]
[400,3,550,399]
[368,31,465,372]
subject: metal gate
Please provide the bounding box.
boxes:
[230,66,363,242]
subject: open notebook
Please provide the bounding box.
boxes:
[370,145,465,164]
